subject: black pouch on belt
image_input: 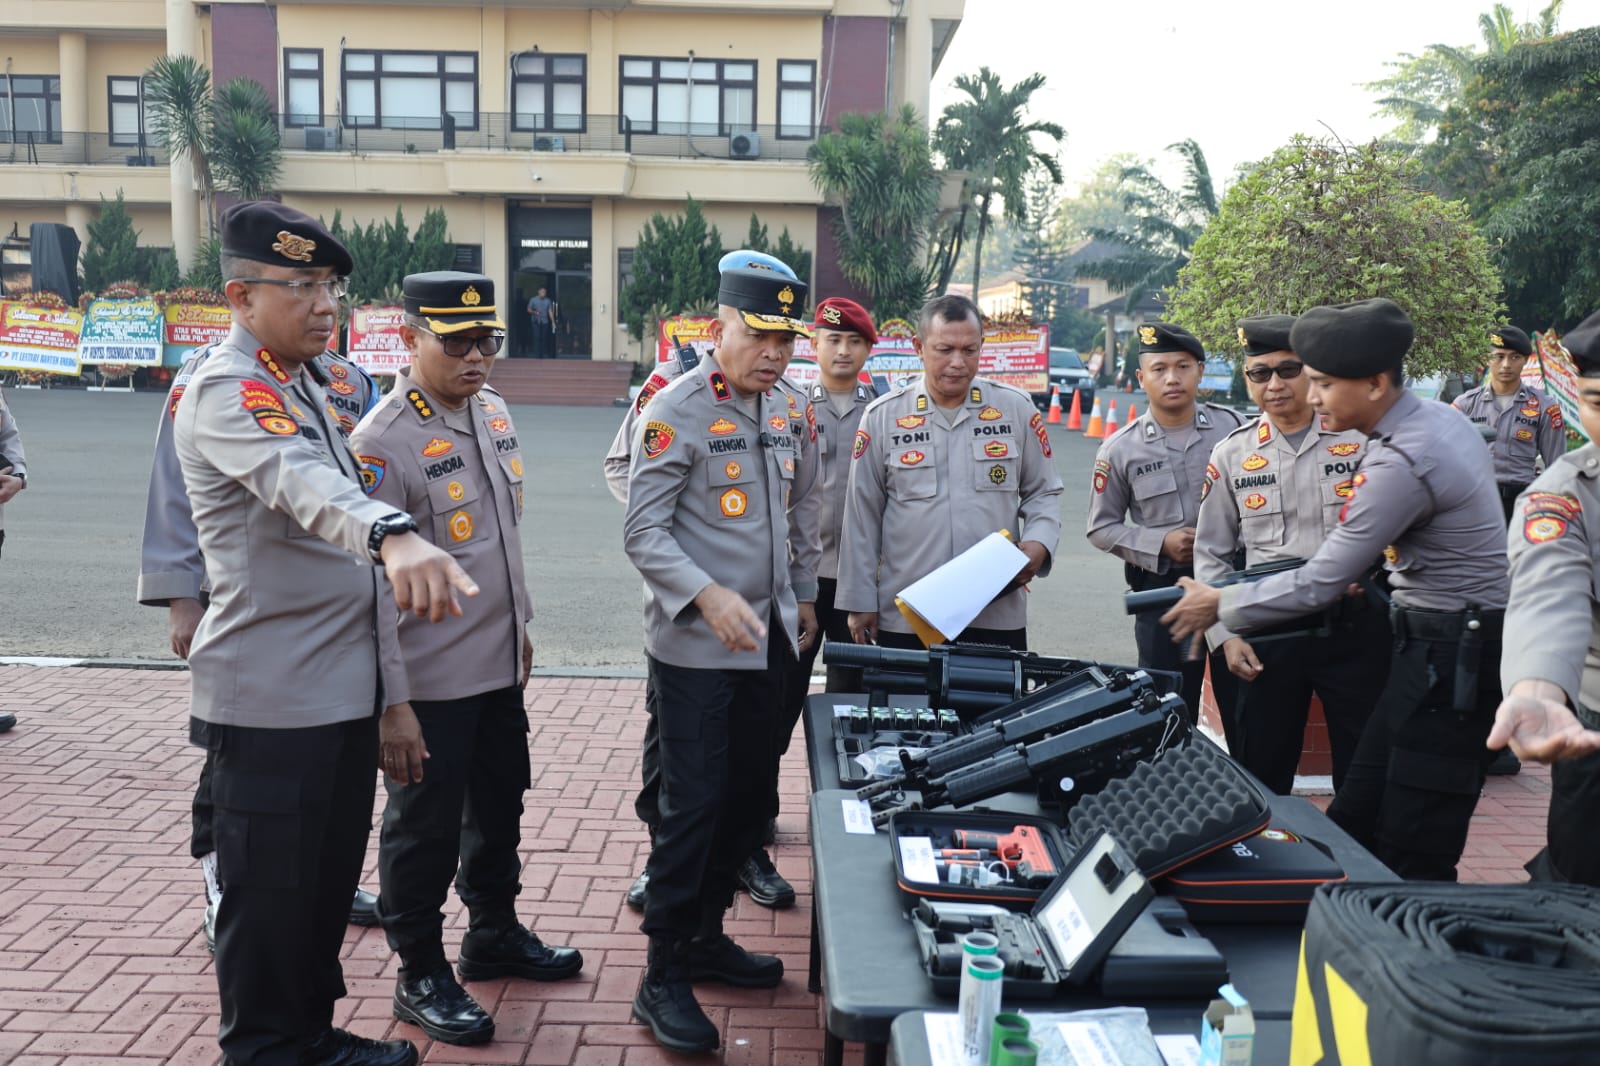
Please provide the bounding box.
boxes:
[1453,605,1483,713]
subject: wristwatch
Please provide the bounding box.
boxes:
[368,512,418,562]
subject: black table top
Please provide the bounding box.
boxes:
[886,1009,1292,1066]
[807,702,1395,1047]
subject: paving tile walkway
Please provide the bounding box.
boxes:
[0,665,1549,1064]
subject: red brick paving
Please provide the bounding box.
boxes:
[0,665,1548,1064]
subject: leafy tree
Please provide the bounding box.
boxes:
[1076,139,1219,311]
[81,192,144,291]
[618,197,724,342]
[934,68,1064,293]
[1050,153,1147,245]
[329,206,458,305]
[1169,137,1502,377]
[809,106,942,322]
[183,235,225,292]
[741,212,814,285]
[209,77,282,201]
[142,247,182,291]
[144,56,215,222]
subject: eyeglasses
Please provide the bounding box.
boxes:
[231,277,350,301]
[1243,361,1305,384]
[419,328,506,358]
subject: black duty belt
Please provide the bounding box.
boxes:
[1577,704,1600,731]
[1389,605,1505,642]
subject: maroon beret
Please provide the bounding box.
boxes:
[814,297,877,345]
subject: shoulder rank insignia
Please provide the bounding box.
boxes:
[915,394,929,413]
[407,389,435,419]
[255,348,291,384]
[969,387,983,405]
[1257,421,1272,444]
[709,371,733,403]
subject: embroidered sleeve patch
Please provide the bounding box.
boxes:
[239,381,298,436]
[358,455,386,495]
[1522,491,1581,543]
[642,420,675,459]
[1548,404,1566,430]
[1094,458,1112,494]
[852,429,870,460]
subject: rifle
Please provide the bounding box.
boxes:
[1123,557,1306,616]
[868,693,1185,825]
[855,666,1159,799]
[823,642,1139,714]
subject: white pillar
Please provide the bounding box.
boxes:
[591,198,615,361]
[166,0,201,272]
[903,0,933,123]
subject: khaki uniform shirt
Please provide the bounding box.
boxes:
[1502,445,1600,711]
[0,385,25,533]
[351,368,530,702]
[139,346,380,605]
[1221,390,1510,631]
[836,377,1064,634]
[173,324,406,726]
[1086,404,1246,573]
[605,356,822,592]
[624,358,817,669]
[1195,415,1369,648]
[808,380,877,579]
[1452,383,1565,484]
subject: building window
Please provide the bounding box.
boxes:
[512,53,585,133]
[617,247,635,323]
[342,50,478,130]
[618,56,755,135]
[107,76,154,148]
[284,49,323,128]
[777,60,815,139]
[1,76,63,144]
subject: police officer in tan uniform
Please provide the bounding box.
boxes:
[605,251,815,914]
[1194,315,1388,793]
[1490,310,1600,887]
[0,383,26,732]
[1165,299,1509,881]
[1087,322,1244,720]
[1452,325,1566,520]
[623,267,818,1054]
[350,273,582,1047]
[839,293,1062,654]
[793,297,878,694]
[139,343,382,951]
[174,202,475,1066]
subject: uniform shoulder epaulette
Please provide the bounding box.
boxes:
[476,383,506,404]
[861,388,905,417]
[988,379,1036,405]
[1219,419,1258,443]
[1203,401,1247,425]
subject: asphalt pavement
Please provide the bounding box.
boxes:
[0,384,1155,669]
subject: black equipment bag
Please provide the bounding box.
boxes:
[1165,826,1346,923]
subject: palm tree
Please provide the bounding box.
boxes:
[144,55,215,220]
[1076,139,1218,311]
[808,106,942,321]
[935,68,1064,296]
[210,78,282,202]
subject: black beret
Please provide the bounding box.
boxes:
[220,201,353,276]
[1562,311,1600,377]
[1289,299,1414,378]
[402,271,506,335]
[1236,315,1297,357]
[717,266,811,336]
[1136,321,1205,361]
[1489,325,1533,356]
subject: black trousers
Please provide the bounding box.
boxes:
[1497,481,1529,523]
[193,752,217,858]
[1528,730,1600,887]
[1325,618,1500,881]
[633,674,662,836]
[193,714,377,1066]
[1224,599,1392,795]
[377,686,530,975]
[642,635,781,939]
[772,578,858,816]
[1129,567,1238,728]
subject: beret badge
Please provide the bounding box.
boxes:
[1139,325,1157,345]
[1491,333,1505,348]
[1237,326,1248,346]
[273,230,316,263]
[821,305,842,325]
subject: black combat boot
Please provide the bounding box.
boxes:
[632,937,718,1053]
[689,901,783,987]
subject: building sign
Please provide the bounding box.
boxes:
[0,300,82,376]
[520,238,591,249]
[347,305,411,375]
[79,297,163,366]
[862,319,1050,394]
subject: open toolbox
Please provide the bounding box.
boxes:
[888,810,1071,909]
[908,831,1155,998]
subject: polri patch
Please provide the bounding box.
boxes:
[636,372,669,413]
[421,437,453,458]
[1242,453,1268,471]
[358,455,386,495]
[642,421,675,459]
[978,406,1003,421]
[329,379,356,396]
[1549,404,1565,430]
[489,416,510,434]
[709,418,737,435]
[897,415,926,430]
[1327,442,1360,457]
[852,429,870,460]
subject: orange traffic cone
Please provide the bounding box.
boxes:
[1083,396,1106,438]
[1103,400,1121,438]
[1046,385,1064,424]
[1066,389,1084,430]
[1125,403,1139,425]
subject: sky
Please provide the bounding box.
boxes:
[930,0,1600,193]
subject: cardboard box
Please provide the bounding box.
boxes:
[1200,983,1254,1066]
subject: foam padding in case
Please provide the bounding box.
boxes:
[1065,737,1270,879]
